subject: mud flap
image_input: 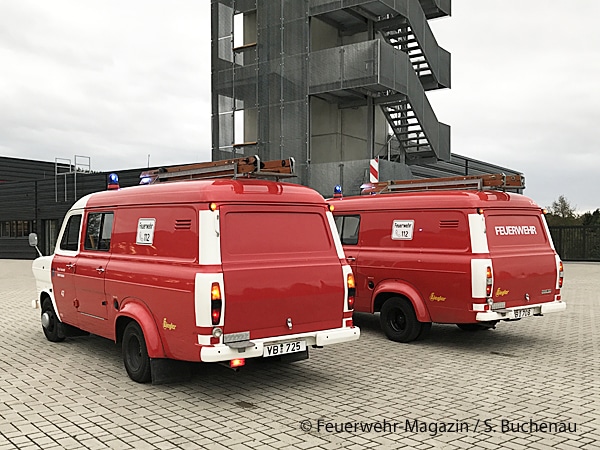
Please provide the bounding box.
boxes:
[281,349,309,363]
[150,359,192,385]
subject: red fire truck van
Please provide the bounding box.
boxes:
[30,158,359,383]
[328,174,565,343]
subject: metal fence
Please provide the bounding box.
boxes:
[548,226,600,262]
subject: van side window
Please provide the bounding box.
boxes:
[59,214,82,252]
[335,215,360,245]
[84,212,114,251]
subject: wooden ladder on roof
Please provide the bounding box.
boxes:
[361,173,525,195]
[139,156,295,184]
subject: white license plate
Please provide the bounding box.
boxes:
[514,308,533,319]
[263,341,306,357]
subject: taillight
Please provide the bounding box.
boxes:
[486,266,493,297]
[347,273,355,310]
[230,358,245,368]
[558,261,564,288]
[211,282,222,325]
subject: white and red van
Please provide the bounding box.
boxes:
[30,178,359,382]
[328,177,565,342]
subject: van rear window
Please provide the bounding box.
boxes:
[486,214,547,247]
[222,211,332,256]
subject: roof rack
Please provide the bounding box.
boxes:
[139,156,295,184]
[360,173,525,195]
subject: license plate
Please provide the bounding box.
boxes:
[263,341,306,357]
[514,308,532,319]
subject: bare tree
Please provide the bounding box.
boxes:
[548,195,577,219]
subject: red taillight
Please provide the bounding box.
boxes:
[558,261,564,288]
[347,273,355,310]
[211,309,221,325]
[211,282,222,325]
[230,358,245,368]
[486,266,493,297]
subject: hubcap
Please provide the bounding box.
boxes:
[41,311,52,329]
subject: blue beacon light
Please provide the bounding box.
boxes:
[333,185,343,198]
[107,173,120,190]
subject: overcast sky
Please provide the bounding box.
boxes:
[1,1,599,212]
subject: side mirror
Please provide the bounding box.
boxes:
[29,233,43,257]
[29,233,38,246]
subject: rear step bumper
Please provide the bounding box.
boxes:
[476,301,566,321]
[200,326,360,363]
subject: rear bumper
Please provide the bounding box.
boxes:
[476,301,566,321]
[199,326,360,363]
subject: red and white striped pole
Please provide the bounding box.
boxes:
[369,158,379,183]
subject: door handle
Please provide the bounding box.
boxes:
[346,256,356,262]
[65,263,76,270]
[96,267,105,273]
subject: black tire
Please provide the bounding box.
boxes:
[41,297,65,342]
[416,322,432,340]
[380,297,422,342]
[122,322,151,383]
[456,323,486,332]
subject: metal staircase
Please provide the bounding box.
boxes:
[375,0,450,91]
[380,20,433,84]
[309,0,450,164]
[379,95,432,160]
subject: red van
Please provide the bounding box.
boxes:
[30,177,359,383]
[328,175,565,342]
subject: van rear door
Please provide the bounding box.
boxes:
[485,211,558,307]
[219,205,345,339]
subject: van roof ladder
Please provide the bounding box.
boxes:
[139,156,296,184]
[361,173,525,195]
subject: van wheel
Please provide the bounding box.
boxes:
[416,322,432,340]
[456,323,486,331]
[122,322,151,383]
[41,297,65,342]
[380,298,422,342]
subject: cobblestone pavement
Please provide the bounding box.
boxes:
[0,260,598,449]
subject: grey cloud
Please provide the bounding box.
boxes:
[0,0,598,212]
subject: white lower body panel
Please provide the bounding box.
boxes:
[199,326,360,363]
[476,301,566,321]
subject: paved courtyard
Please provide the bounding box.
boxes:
[0,259,597,449]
